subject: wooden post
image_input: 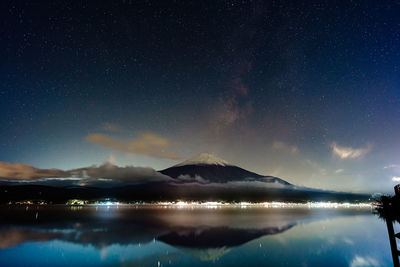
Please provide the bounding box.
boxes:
[388,184,400,266]
[386,218,400,267]
[394,184,400,196]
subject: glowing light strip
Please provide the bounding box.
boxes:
[149,201,373,208]
[13,200,373,208]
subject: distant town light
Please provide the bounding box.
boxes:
[58,200,373,208]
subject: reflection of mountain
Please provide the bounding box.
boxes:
[0,206,372,262]
[157,224,295,261]
[0,206,304,253]
[0,224,295,261]
[158,225,295,248]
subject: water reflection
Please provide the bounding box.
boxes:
[0,206,393,266]
[0,206,306,249]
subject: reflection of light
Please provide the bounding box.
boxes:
[240,202,250,209]
[152,201,372,209]
[11,199,373,209]
[95,201,120,206]
[176,201,188,206]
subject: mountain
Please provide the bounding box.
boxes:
[160,153,291,186]
[0,153,372,203]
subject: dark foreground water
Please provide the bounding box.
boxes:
[0,205,396,266]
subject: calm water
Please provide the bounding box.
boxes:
[0,205,396,266]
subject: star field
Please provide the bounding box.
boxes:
[1,1,400,192]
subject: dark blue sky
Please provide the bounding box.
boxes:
[1,1,400,192]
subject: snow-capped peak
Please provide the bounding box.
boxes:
[174,153,230,167]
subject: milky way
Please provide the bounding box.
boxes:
[1,1,400,193]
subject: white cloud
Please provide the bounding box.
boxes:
[71,163,172,183]
[342,237,354,245]
[384,164,399,169]
[330,142,370,159]
[392,176,400,182]
[384,164,400,171]
[335,169,344,174]
[209,180,289,189]
[350,255,379,267]
[177,174,209,184]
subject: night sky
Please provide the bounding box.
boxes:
[1,1,400,193]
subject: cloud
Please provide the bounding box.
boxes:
[335,169,344,174]
[71,163,171,183]
[0,162,70,180]
[86,132,181,160]
[218,180,289,189]
[173,175,292,189]
[272,141,299,154]
[176,174,209,184]
[392,177,400,182]
[383,165,400,183]
[330,142,370,159]
[182,180,291,189]
[0,161,171,184]
[350,255,379,267]
[384,164,400,170]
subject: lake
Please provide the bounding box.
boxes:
[0,205,396,266]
